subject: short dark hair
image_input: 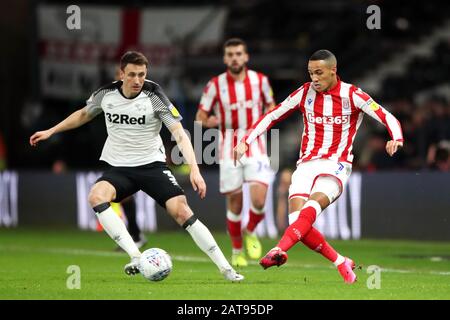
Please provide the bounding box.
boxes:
[223,38,248,53]
[309,49,336,61]
[120,51,149,70]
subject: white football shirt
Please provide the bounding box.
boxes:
[85,79,182,167]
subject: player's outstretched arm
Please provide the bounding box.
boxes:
[29,107,94,147]
[352,88,404,157]
[169,122,206,199]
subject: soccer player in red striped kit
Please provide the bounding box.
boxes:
[234,50,404,283]
[196,38,276,267]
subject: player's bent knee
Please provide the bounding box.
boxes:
[229,203,243,215]
[227,194,243,214]
[310,176,342,204]
[251,197,266,212]
[251,202,265,214]
[88,191,110,208]
[177,204,193,223]
[88,181,116,207]
[166,195,193,226]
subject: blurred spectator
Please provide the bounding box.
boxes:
[424,98,450,162]
[427,140,450,172]
[52,159,68,174]
[359,132,403,171]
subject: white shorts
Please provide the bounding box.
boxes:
[220,156,272,194]
[288,159,352,201]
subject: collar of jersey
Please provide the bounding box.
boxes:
[226,68,248,83]
[118,85,142,100]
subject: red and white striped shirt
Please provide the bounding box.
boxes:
[245,78,403,165]
[199,69,274,161]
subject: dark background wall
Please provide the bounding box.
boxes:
[361,172,450,241]
[4,171,450,241]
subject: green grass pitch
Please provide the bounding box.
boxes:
[0,228,449,300]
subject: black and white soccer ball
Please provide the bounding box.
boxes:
[139,248,172,282]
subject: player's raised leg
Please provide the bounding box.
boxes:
[260,193,326,268]
[166,195,244,282]
[88,181,141,275]
[244,182,267,260]
[260,176,357,283]
[288,197,356,282]
[260,178,330,268]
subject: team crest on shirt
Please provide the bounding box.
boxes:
[134,103,146,112]
[342,98,350,109]
[307,98,313,105]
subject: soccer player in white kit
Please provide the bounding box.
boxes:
[196,38,275,267]
[30,51,243,282]
[234,50,404,283]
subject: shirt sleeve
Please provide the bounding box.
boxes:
[198,79,217,113]
[261,74,275,106]
[244,85,305,145]
[85,89,105,118]
[352,87,403,141]
[152,83,183,129]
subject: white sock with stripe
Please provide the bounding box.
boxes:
[184,217,233,272]
[94,203,141,259]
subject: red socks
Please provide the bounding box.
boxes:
[277,206,317,251]
[227,207,265,249]
[277,201,321,252]
[246,209,264,233]
[301,227,338,262]
[277,200,340,264]
[226,218,242,249]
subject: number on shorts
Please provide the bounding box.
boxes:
[163,170,180,187]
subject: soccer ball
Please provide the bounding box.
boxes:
[139,248,172,282]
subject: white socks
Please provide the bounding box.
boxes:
[288,211,300,225]
[185,218,233,272]
[95,204,141,259]
[303,200,322,216]
[333,254,345,266]
[226,210,241,222]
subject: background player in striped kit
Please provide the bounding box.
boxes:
[234,50,404,283]
[30,51,243,282]
[196,38,276,267]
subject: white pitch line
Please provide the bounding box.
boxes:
[1,245,449,276]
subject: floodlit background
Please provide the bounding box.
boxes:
[0,1,449,241]
[0,0,450,301]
